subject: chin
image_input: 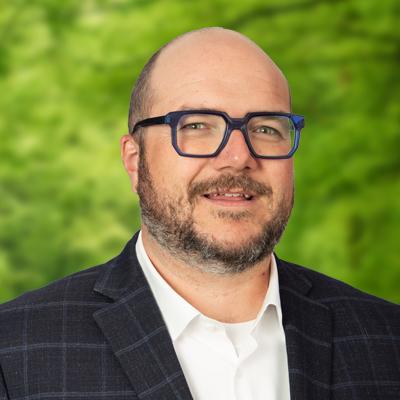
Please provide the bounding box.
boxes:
[203,223,263,245]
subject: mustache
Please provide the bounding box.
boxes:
[188,174,272,202]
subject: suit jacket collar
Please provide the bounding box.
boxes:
[93,232,193,399]
[93,233,332,400]
[277,257,333,400]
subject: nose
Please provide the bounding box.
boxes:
[211,128,257,171]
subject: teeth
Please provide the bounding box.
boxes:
[208,193,252,199]
[223,193,242,197]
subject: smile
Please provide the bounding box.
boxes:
[203,191,254,201]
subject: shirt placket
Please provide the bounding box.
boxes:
[195,319,259,400]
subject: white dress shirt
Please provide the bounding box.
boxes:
[136,232,291,400]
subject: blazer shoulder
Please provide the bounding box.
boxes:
[278,258,399,330]
[0,233,139,318]
[0,261,110,314]
[280,258,396,304]
[0,260,122,370]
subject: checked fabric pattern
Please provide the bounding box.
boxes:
[0,232,399,399]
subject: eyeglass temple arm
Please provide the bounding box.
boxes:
[131,116,168,133]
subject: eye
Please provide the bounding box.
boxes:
[254,125,280,136]
[182,122,207,130]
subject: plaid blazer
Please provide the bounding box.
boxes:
[0,232,399,399]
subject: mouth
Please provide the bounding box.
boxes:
[188,174,271,208]
[203,190,254,202]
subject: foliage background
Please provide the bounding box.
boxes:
[0,0,399,303]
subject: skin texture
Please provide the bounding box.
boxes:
[121,28,293,323]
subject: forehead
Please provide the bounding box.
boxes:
[149,31,290,116]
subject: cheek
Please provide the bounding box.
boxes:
[145,137,207,196]
[267,160,294,197]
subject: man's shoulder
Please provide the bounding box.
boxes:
[278,257,399,329]
[0,232,140,315]
[0,262,110,318]
[280,257,396,304]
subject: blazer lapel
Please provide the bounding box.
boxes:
[92,233,193,400]
[91,233,333,400]
[277,257,333,400]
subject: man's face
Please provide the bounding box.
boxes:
[127,32,294,273]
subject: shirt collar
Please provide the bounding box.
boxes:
[135,231,282,341]
[136,231,198,340]
[253,250,283,328]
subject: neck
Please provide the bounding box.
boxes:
[141,226,271,323]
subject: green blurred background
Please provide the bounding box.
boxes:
[0,0,399,303]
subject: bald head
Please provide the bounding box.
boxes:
[128,27,290,133]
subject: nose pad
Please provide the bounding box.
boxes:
[221,123,251,155]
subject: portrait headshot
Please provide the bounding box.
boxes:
[0,10,399,400]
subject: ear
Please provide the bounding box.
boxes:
[120,134,140,193]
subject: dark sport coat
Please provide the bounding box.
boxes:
[0,232,399,399]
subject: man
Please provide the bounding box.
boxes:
[0,28,399,400]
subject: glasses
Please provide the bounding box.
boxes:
[131,109,305,159]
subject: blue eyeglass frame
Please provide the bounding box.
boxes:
[131,109,305,159]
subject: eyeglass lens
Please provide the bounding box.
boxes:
[176,113,295,157]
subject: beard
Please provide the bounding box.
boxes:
[137,146,294,275]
